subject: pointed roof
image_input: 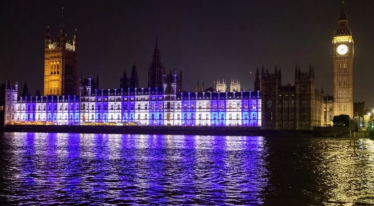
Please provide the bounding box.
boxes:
[45,26,50,38]
[131,63,138,75]
[152,36,161,66]
[339,3,348,21]
[335,1,351,36]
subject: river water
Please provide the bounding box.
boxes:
[0,132,373,205]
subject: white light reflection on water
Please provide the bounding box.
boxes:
[318,138,374,205]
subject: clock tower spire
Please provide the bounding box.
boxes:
[332,0,354,118]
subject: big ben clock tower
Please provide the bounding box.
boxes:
[332,1,354,118]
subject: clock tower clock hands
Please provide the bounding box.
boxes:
[337,44,348,55]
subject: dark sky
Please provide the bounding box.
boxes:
[1,0,374,106]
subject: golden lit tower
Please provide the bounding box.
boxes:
[332,1,354,118]
[44,25,79,96]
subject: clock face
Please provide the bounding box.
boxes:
[337,44,348,55]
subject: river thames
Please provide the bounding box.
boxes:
[0,132,373,205]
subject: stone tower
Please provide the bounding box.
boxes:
[230,79,240,92]
[215,79,227,92]
[44,25,79,96]
[332,1,354,118]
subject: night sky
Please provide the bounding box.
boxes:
[1,0,374,106]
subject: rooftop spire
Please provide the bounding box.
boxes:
[152,36,161,66]
[339,0,348,21]
[155,35,158,50]
[61,7,64,26]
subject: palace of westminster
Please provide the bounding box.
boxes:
[0,3,356,130]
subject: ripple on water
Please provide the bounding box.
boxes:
[0,133,374,204]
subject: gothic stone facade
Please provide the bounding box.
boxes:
[255,66,324,130]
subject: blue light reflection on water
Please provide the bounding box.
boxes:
[22,133,36,198]
[65,133,83,201]
[4,132,269,204]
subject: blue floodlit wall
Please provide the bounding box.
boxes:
[149,89,164,126]
[210,92,219,126]
[10,87,262,127]
[218,93,226,126]
[181,92,196,126]
[242,97,249,126]
[95,94,102,122]
[122,95,130,123]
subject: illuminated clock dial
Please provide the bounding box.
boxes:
[337,44,348,55]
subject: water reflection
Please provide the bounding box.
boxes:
[317,138,374,204]
[2,132,270,204]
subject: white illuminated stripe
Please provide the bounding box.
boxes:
[79,133,95,160]
[108,134,122,160]
[56,133,68,160]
